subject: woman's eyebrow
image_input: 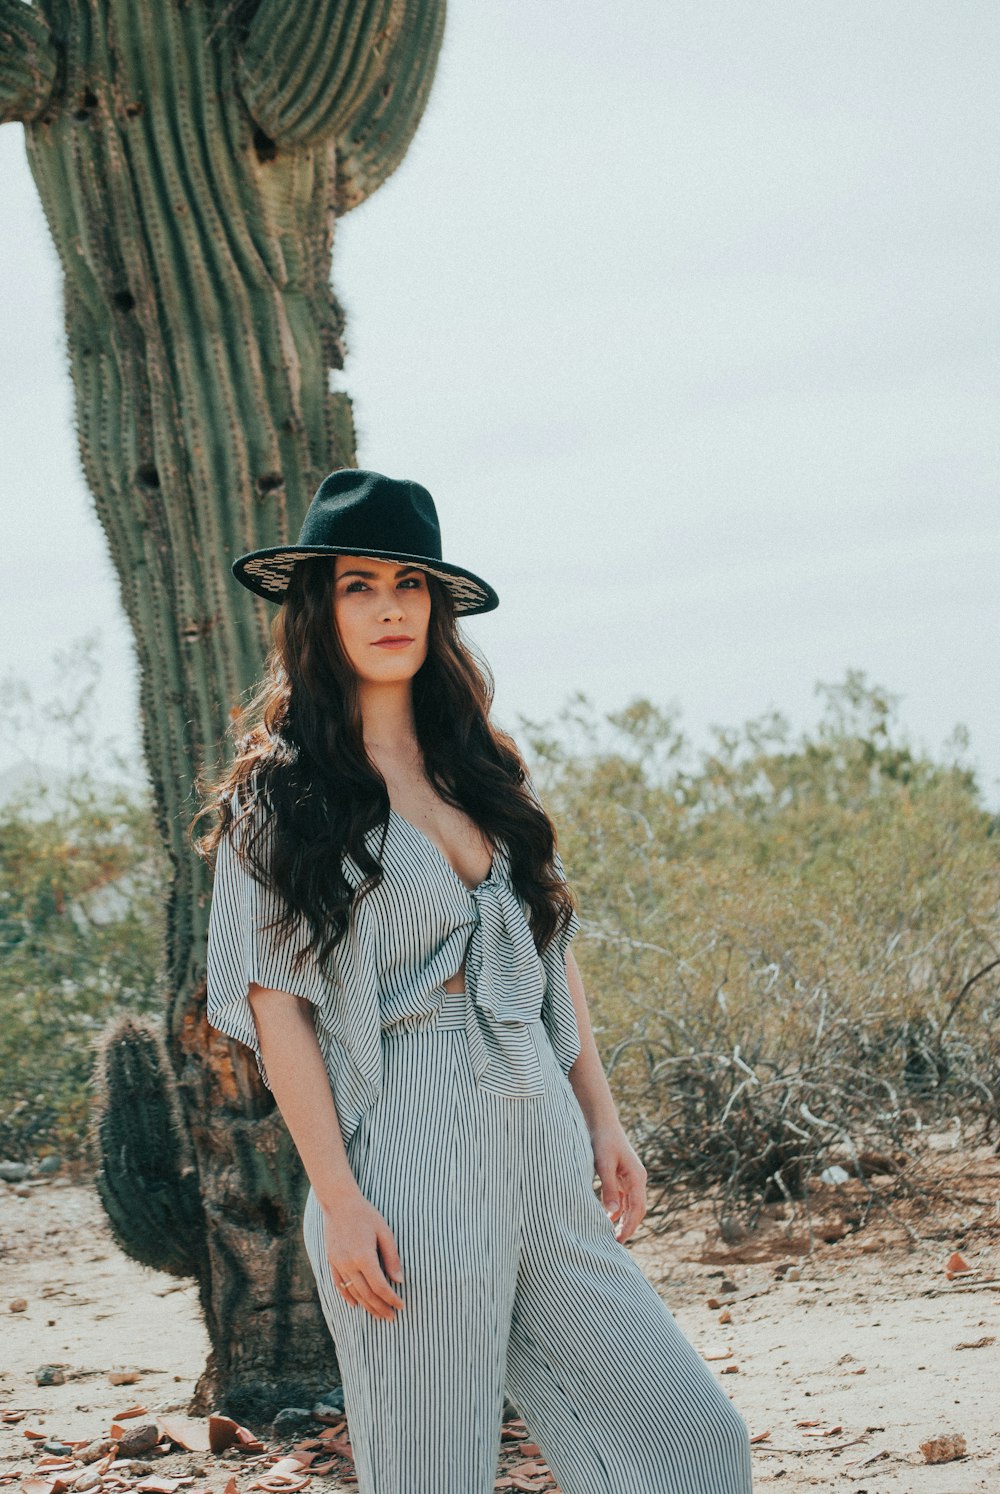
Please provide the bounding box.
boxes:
[338,565,423,580]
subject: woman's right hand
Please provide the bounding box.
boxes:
[319,1191,406,1320]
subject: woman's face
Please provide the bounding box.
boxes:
[332,554,432,683]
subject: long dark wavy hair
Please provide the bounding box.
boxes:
[189,555,577,980]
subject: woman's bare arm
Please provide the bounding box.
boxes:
[246,984,406,1319]
[247,983,359,1210]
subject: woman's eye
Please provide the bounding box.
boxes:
[342,575,422,594]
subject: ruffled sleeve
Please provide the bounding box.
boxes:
[205,784,330,1091]
[205,787,383,1146]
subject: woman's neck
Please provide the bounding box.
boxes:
[358,679,419,759]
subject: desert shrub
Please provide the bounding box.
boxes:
[523,672,1000,1232]
[0,777,166,1162]
[0,638,167,1162]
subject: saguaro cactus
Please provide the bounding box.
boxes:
[1,0,445,1418]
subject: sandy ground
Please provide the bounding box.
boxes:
[2,1145,998,1493]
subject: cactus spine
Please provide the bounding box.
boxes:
[0,0,445,1419]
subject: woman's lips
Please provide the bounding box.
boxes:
[373,638,414,649]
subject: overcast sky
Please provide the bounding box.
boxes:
[1,2,997,803]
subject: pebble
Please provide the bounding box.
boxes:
[78,1439,117,1463]
[71,1470,102,1491]
[312,1387,346,1418]
[919,1433,967,1464]
[272,1407,316,1435]
[117,1423,160,1457]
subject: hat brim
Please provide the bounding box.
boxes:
[231,544,499,616]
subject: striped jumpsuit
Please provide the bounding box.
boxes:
[206,784,754,1494]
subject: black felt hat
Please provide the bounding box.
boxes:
[231,468,499,615]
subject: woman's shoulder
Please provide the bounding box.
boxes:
[216,777,278,866]
[230,769,282,818]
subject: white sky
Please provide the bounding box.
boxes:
[1,2,998,802]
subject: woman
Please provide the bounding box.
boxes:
[197,468,753,1494]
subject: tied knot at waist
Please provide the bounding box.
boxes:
[453,878,549,1095]
[466,876,547,1025]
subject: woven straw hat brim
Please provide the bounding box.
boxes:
[232,544,499,616]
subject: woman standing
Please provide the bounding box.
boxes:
[197,468,753,1494]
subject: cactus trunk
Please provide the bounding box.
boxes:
[2,0,445,1418]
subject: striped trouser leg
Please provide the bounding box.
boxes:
[504,1038,754,1493]
[302,1008,521,1494]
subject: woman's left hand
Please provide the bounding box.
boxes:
[590,1123,648,1243]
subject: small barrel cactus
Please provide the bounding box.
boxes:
[92,1013,204,1278]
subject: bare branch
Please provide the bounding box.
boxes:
[939,956,1000,1037]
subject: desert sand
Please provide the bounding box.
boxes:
[2,1145,997,1492]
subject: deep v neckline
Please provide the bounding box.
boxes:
[388,807,495,894]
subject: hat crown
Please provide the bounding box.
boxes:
[298,469,442,561]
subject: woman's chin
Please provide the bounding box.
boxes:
[357,660,425,685]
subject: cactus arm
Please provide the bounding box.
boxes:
[234,0,446,209]
[334,0,446,212]
[235,0,398,146]
[0,0,59,124]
